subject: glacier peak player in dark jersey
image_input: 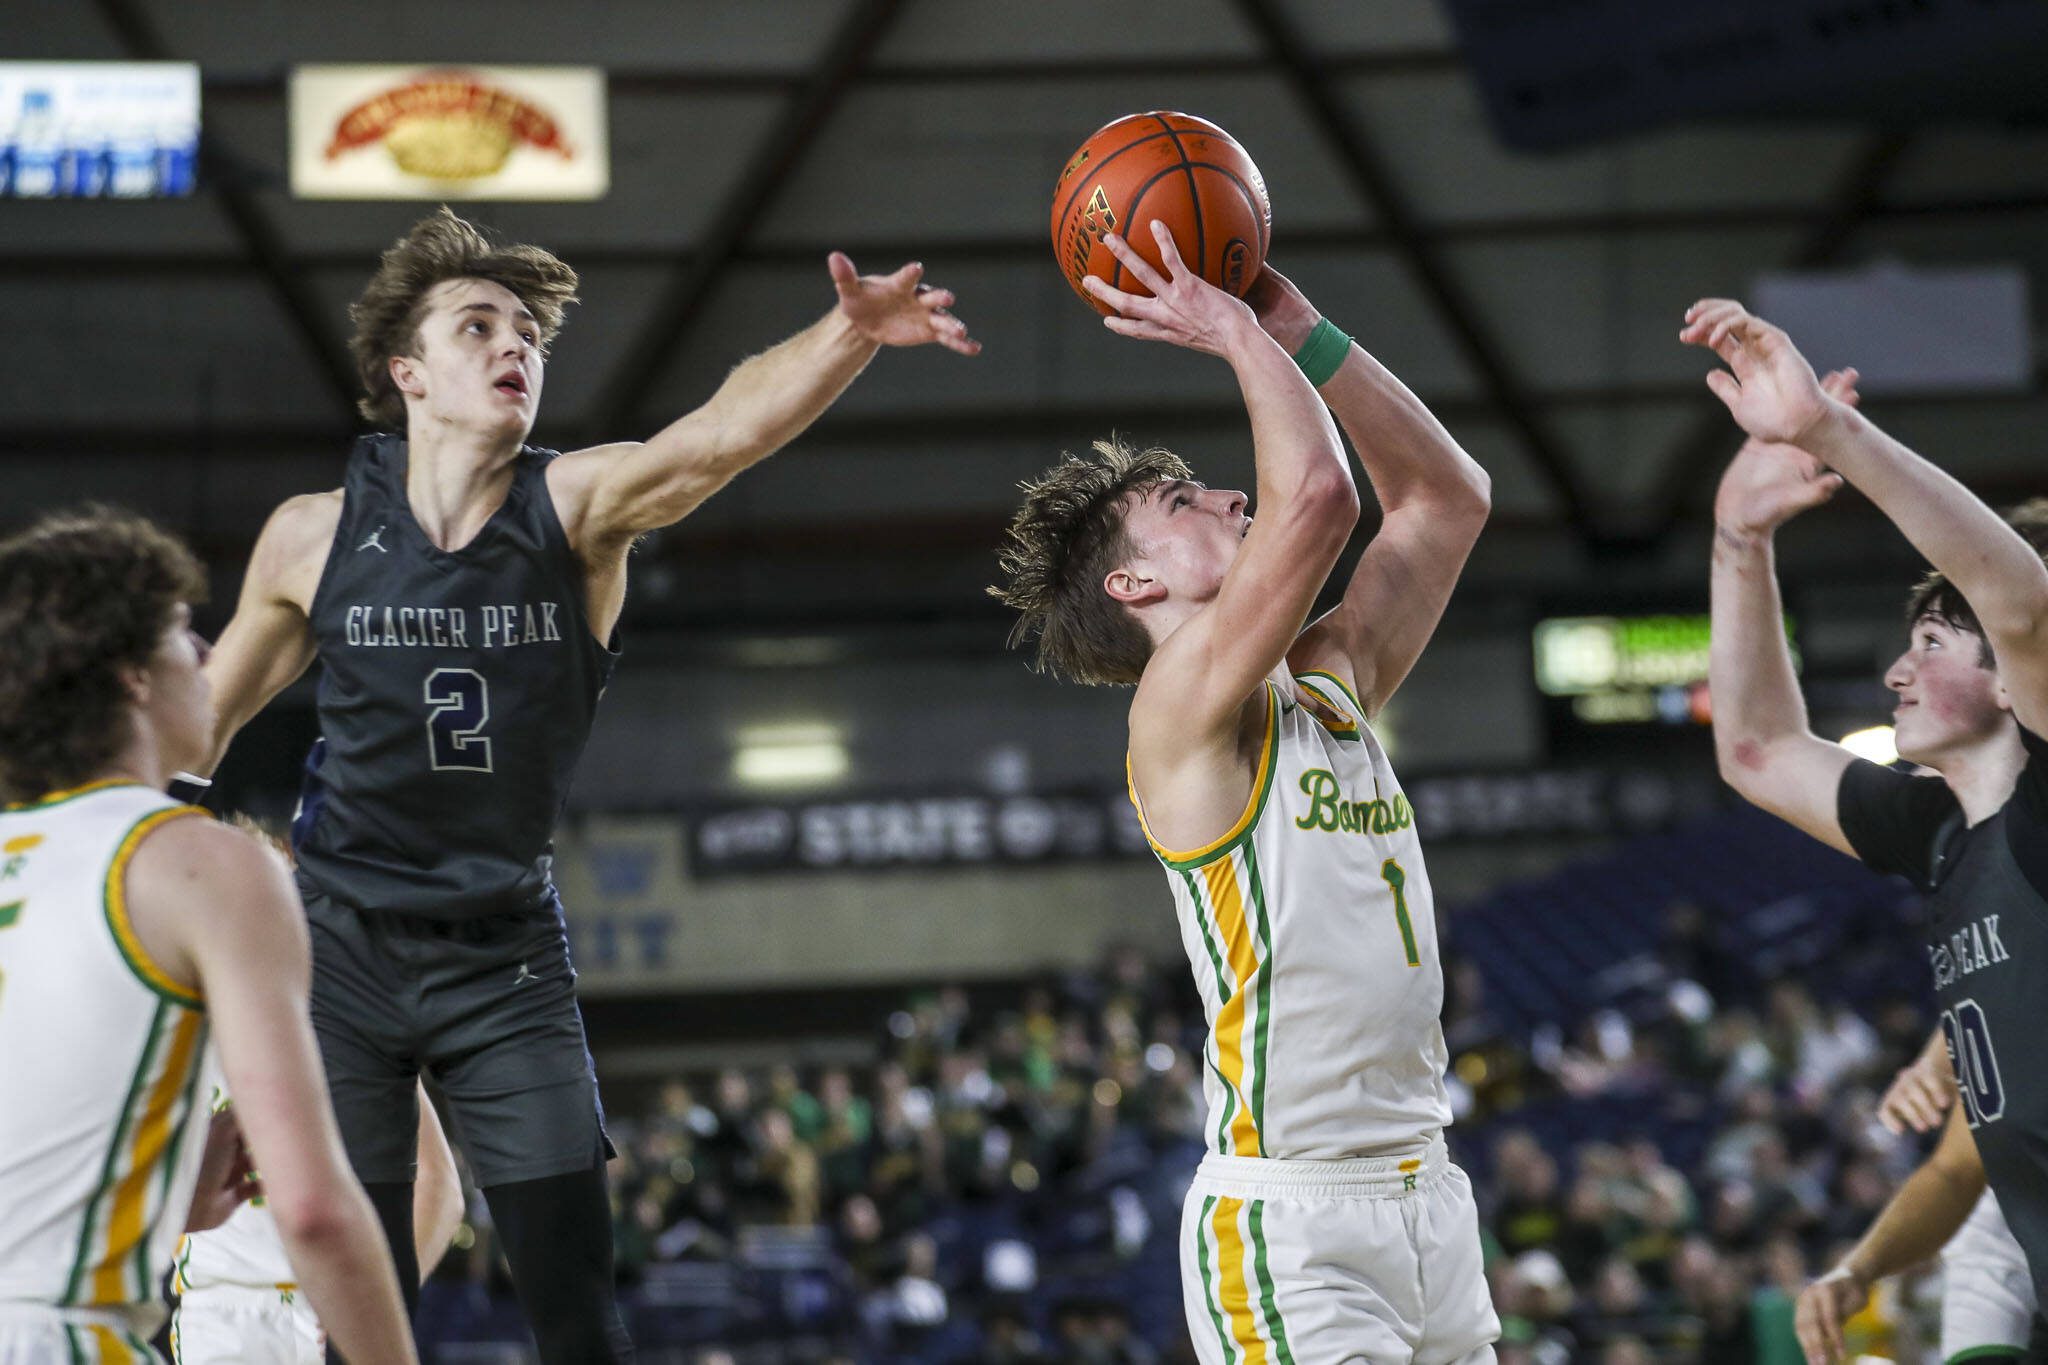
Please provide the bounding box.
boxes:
[1688,298,2048,1365]
[194,209,978,1362]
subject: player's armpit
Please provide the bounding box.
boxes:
[201,492,335,773]
[1290,497,1488,718]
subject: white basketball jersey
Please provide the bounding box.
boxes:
[1133,674,1451,1160]
[173,1079,297,1296]
[0,782,212,1322]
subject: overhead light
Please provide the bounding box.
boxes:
[1839,725,1898,765]
[733,723,848,788]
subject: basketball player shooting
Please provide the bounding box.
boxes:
[994,221,1498,1362]
[1690,299,2048,1363]
[189,209,977,1362]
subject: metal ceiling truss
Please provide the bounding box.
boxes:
[1231,0,1606,551]
[91,0,360,425]
[591,0,909,438]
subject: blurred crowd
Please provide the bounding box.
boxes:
[423,911,1951,1364]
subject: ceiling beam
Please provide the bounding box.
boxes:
[591,0,908,437]
[9,370,2040,461]
[1638,131,1916,548]
[1231,0,1606,550]
[91,0,360,423]
[14,191,2048,280]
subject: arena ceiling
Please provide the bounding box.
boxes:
[8,0,2048,646]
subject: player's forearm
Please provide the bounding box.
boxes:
[1225,320,1356,525]
[1840,1157,1983,1286]
[277,1185,419,1363]
[642,307,878,488]
[1709,528,1812,770]
[1319,347,1490,522]
[1805,403,2048,637]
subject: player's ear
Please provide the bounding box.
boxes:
[389,354,424,400]
[1104,565,1163,607]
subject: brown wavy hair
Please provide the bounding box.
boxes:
[348,207,580,429]
[990,436,1192,686]
[0,507,206,802]
[1904,498,2048,668]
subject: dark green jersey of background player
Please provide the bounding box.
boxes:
[1840,728,2048,1297]
[290,434,619,919]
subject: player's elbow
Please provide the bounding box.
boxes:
[1300,468,1361,538]
[269,1186,355,1250]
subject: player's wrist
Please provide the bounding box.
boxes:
[1291,318,1353,386]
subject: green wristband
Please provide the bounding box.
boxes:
[1291,318,1352,386]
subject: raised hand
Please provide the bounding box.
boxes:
[829,254,981,356]
[1712,368,1859,540]
[1083,220,1258,357]
[1793,1266,1870,1365]
[1682,299,1838,446]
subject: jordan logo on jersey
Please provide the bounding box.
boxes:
[358,525,389,553]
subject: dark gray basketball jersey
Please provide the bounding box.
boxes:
[1840,731,2048,1297]
[291,434,618,918]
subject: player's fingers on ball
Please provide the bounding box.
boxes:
[1083,275,1143,315]
[1149,218,1190,275]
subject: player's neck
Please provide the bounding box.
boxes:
[401,417,523,552]
[1931,725,2028,825]
[93,734,168,796]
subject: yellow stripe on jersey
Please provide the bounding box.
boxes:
[1211,1196,1268,1364]
[1129,685,1280,870]
[1296,669,1365,718]
[1201,853,1265,1156]
[89,1323,140,1363]
[90,1007,205,1304]
[104,807,208,1009]
[1294,671,1360,737]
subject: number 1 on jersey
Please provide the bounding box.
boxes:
[424,668,493,772]
[1380,858,1421,968]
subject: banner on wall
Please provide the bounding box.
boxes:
[681,768,1719,877]
[290,64,607,200]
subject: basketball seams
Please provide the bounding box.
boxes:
[1053,112,1268,309]
[1151,113,1208,284]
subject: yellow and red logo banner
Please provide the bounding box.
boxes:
[290,64,606,200]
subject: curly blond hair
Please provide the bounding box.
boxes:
[989,436,1192,686]
[348,207,580,428]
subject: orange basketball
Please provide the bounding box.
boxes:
[1050,111,1271,316]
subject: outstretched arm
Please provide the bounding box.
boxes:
[1706,368,1861,853]
[551,255,979,547]
[1794,1102,1983,1363]
[1249,267,1491,716]
[1685,299,2048,737]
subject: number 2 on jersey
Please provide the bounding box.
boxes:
[424,668,494,772]
[1379,858,1421,968]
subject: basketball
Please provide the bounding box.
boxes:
[1050,111,1271,316]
